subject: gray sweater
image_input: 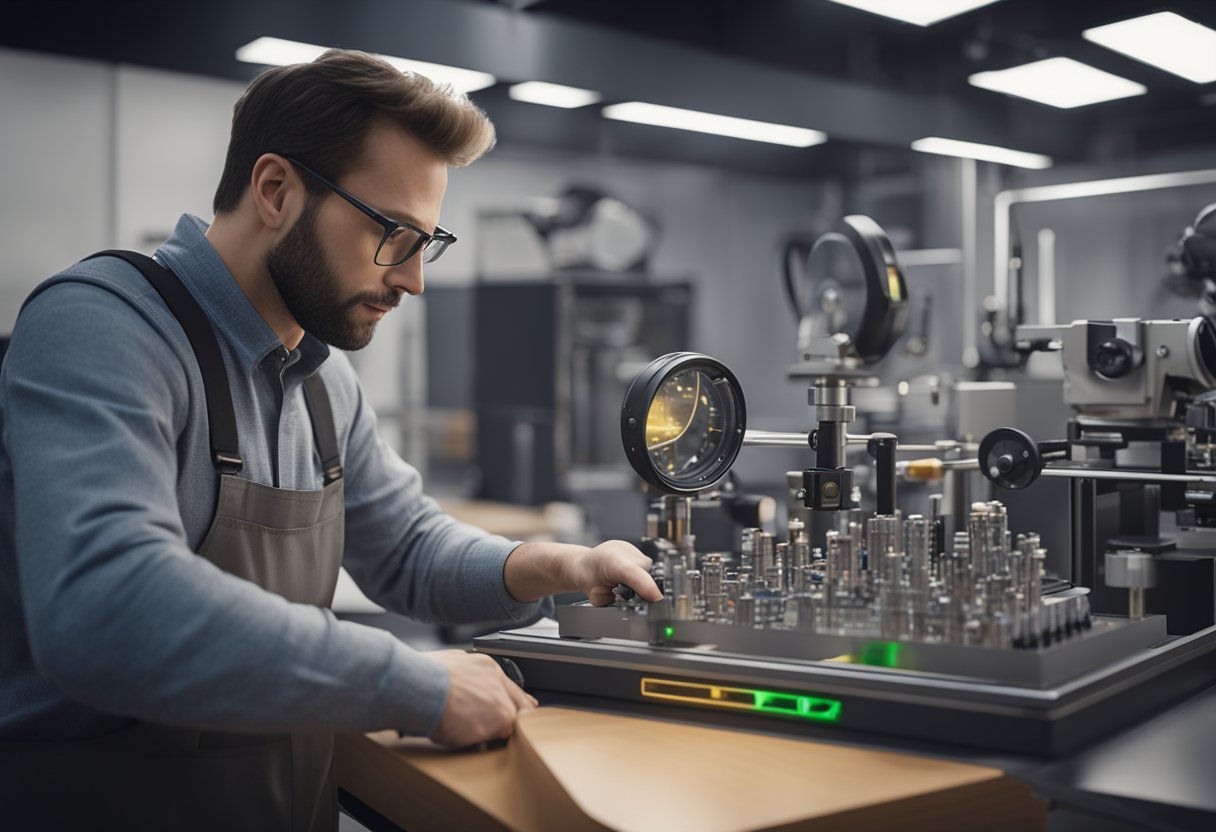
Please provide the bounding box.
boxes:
[0,214,548,741]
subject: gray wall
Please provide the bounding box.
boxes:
[0,49,112,331]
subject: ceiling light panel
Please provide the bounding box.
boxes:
[823,0,1003,27]
[509,81,602,108]
[602,102,826,147]
[911,136,1052,169]
[968,57,1146,108]
[236,37,496,94]
[1083,12,1216,84]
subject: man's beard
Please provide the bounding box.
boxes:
[265,199,398,351]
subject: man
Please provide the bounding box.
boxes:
[0,49,660,830]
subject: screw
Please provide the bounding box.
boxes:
[1156,345,1170,358]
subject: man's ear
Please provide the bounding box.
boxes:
[248,154,301,231]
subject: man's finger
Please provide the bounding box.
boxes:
[617,563,663,602]
[588,586,616,606]
[504,678,536,714]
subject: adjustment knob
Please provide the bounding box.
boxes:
[978,427,1043,490]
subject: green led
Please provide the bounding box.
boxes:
[664,625,676,639]
[753,690,843,723]
[858,641,902,668]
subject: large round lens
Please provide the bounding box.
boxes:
[646,367,738,482]
[622,353,747,493]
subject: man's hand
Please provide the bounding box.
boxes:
[503,540,663,605]
[426,650,537,748]
[566,540,664,606]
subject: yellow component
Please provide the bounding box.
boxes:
[904,458,944,482]
[823,654,856,664]
[887,265,903,301]
[642,678,745,710]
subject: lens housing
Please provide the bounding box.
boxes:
[621,353,747,494]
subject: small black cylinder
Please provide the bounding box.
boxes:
[816,421,846,469]
[868,434,898,516]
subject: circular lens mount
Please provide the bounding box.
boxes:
[621,353,747,494]
[805,215,909,365]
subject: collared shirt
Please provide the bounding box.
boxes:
[0,214,547,740]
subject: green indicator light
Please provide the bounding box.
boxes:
[754,690,843,723]
[663,625,676,639]
[858,641,901,668]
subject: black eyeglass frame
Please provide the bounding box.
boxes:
[284,156,456,266]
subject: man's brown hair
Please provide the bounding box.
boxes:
[213,49,495,213]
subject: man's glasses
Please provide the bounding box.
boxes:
[286,156,456,267]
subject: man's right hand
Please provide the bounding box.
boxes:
[425,650,538,748]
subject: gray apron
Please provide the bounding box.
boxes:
[2,251,346,831]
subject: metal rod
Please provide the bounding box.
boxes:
[962,158,978,369]
[902,459,1216,484]
[1039,467,1216,484]
[886,443,977,454]
[742,430,810,447]
[1037,228,1056,331]
[897,459,979,472]
[849,434,974,452]
[898,248,963,268]
[745,430,974,455]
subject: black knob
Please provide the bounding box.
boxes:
[978,427,1043,490]
[493,656,526,689]
[1093,338,1135,380]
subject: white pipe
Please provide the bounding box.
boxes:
[992,168,1216,334]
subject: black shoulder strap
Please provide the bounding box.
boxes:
[86,250,343,484]
[85,250,243,475]
[302,374,343,484]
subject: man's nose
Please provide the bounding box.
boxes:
[385,256,424,296]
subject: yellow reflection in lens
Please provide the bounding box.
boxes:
[646,370,702,450]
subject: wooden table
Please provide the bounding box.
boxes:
[337,706,1046,831]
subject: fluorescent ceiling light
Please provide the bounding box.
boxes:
[602,102,826,147]
[911,136,1052,169]
[824,0,1002,27]
[508,81,602,108]
[969,57,1146,108]
[1083,12,1216,84]
[235,37,496,94]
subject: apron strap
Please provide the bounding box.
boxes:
[86,250,243,475]
[84,250,343,485]
[302,374,343,484]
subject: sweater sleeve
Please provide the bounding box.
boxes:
[331,353,553,626]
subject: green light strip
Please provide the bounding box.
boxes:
[641,677,842,723]
[858,641,902,668]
